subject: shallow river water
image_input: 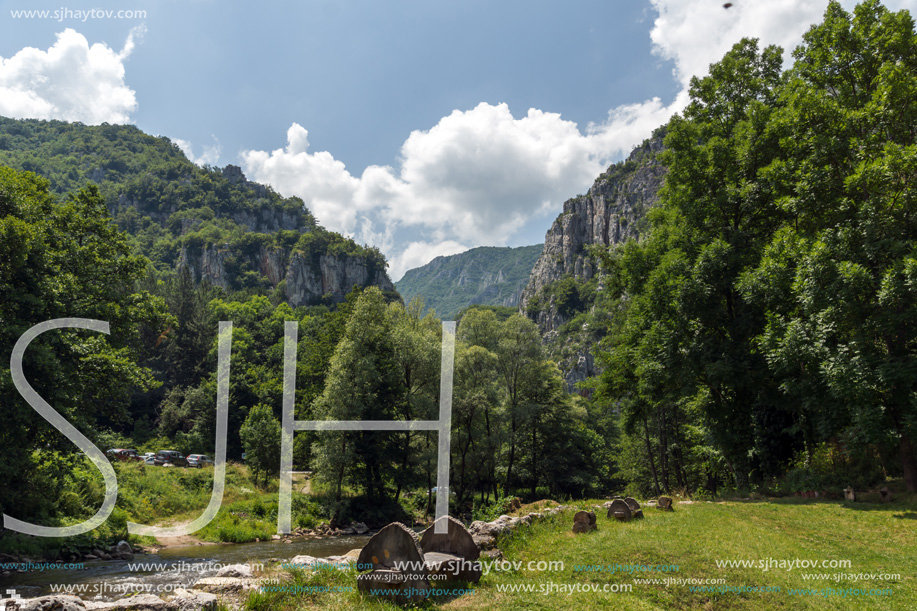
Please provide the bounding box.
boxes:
[0,535,368,600]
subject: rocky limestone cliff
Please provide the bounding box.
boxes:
[178,244,394,307]
[520,131,667,392]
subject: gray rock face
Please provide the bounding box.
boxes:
[178,246,394,307]
[518,133,667,390]
[519,135,666,329]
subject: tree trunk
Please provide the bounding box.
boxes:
[506,408,517,494]
[658,404,669,492]
[531,417,537,499]
[900,433,917,492]
[643,414,660,497]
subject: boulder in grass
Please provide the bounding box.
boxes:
[356,522,430,604]
[420,516,481,582]
[656,496,674,511]
[607,499,632,522]
[624,498,644,519]
[572,510,597,533]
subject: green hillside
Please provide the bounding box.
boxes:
[396,244,542,319]
[0,116,386,292]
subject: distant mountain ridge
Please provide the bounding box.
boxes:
[396,245,543,320]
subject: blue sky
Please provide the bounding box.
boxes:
[2,0,915,278]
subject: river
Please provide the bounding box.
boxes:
[0,536,368,600]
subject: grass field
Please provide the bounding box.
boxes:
[244,496,917,610]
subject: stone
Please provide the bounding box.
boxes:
[607,499,632,522]
[844,487,856,502]
[420,516,480,562]
[113,541,133,559]
[287,555,320,568]
[83,594,173,611]
[192,578,256,594]
[572,510,597,533]
[168,590,217,611]
[356,522,430,602]
[215,564,253,578]
[419,516,481,583]
[517,133,666,390]
[5,596,87,611]
[657,496,674,511]
[472,534,496,550]
[624,498,644,519]
[353,522,369,534]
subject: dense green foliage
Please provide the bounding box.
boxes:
[0,116,386,291]
[0,167,168,522]
[594,0,917,495]
[396,245,542,319]
[311,294,606,519]
[3,1,915,558]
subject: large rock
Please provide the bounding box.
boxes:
[83,595,174,611]
[4,596,86,611]
[167,590,217,611]
[420,516,481,582]
[112,541,133,559]
[191,578,256,594]
[572,511,597,533]
[607,499,633,522]
[624,498,644,519]
[356,523,429,603]
[178,246,395,308]
[214,564,253,578]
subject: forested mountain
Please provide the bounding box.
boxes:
[1,1,914,544]
[0,117,394,306]
[396,245,542,320]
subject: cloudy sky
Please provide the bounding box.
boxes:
[1,0,915,279]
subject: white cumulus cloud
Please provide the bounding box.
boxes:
[173,136,223,167]
[242,104,611,280]
[242,0,917,281]
[0,27,140,124]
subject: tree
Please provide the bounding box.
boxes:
[312,287,401,501]
[0,169,166,520]
[240,403,281,487]
[742,0,917,490]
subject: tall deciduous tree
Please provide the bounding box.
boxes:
[0,169,166,519]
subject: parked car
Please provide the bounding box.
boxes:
[107,448,143,462]
[143,455,156,465]
[187,454,214,468]
[153,450,189,467]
